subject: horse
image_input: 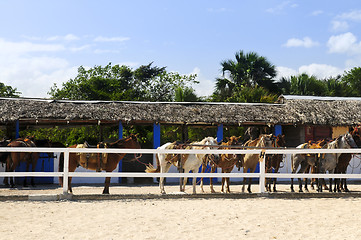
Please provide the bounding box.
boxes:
[146,137,219,194]
[318,133,358,192]
[265,134,286,192]
[59,134,141,194]
[333,129,361,192]
[290,139,327,192]
[200,136,243,193]
[242,134,273,193]
[0,138,11,165]
[5,137,39,187]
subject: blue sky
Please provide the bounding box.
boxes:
[1,0,361,98]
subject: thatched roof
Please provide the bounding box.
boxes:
[1,95,361,127]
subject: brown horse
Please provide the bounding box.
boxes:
[0,138,11,165]
[333,128,361,192]
[265,135,286,192]
[5,137,39,187]
[242,134,273,193]
[200,136,243,193]
[59,134,141,194]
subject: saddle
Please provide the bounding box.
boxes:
[165,141,188,167]
[76,141,108,172]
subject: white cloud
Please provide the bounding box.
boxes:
[0,38,65,55]
[70,44,93,52]
[276,64,344,80]
[311,10,323,16]
[338,10,361,21]
[46,34,80,41]
[283,37,319,48]
[189,67,215,97]
[331,10,361,32]
[276,66,298,79]
[331,20,349,32]
[266,1,298,14]
[327,32,361,55]
[298,64,344,78]
[0,56,78,98]
[94,36,130,43]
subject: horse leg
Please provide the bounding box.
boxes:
[160,162,171,194]
[343,178,350,192]
[200,163,206,193]
[67,159,77,193]
[247,168,255,193]
[290,178,294,192]
[103,176,111,194]
[210,166,216,193]
[242,167,247,193]
[273,165,280,192]
[31,161,36,187]
[298,162,311,193]
[191,169,197,194]
[24,161,30,187]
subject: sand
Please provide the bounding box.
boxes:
[1,183,361,240]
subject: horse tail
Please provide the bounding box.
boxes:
[145,153,160,173]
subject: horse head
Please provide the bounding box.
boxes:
[275,135,286,148]
[257,134,273,148]
[342,133,358,148]
[201,137,220,164]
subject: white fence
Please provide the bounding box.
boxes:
[1,147,361,195]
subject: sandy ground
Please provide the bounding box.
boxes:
[1,183,361,240]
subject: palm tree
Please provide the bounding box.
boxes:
[214,51,277,101]
[220,51,276,88]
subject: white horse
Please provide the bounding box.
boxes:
[318,133,358,192]
[145,137,219,194]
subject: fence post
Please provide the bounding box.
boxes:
[259,151,266,193]
[62,149,70,195]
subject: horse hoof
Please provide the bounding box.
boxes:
[299,189,303,193]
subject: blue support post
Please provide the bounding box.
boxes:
[118,121,123,183]
[15,120,20,139]
[152,123,161,184]
[274,125,282,136]
[153,123,161,149]
[216,124,223,143]
[118,121,123,139]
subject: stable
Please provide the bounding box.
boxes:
[1,95,361,184]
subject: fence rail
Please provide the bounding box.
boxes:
[1,147,361,195]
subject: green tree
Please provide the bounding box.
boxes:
[289,73,327,96]
[341,67,361,96]
[213,50,277,102]
[174,86,199,102]
[0,82,21,97]
[49,62,198,102]
[324,75,346,96]
[142,71,198,102]
[219,51,276,89]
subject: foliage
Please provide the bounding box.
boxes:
[289,73,328,96]
[49,62,198,102]
[142,71,199,102]
[213,50,277,102]
[0,82,21,97]
[341,67,361,96]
